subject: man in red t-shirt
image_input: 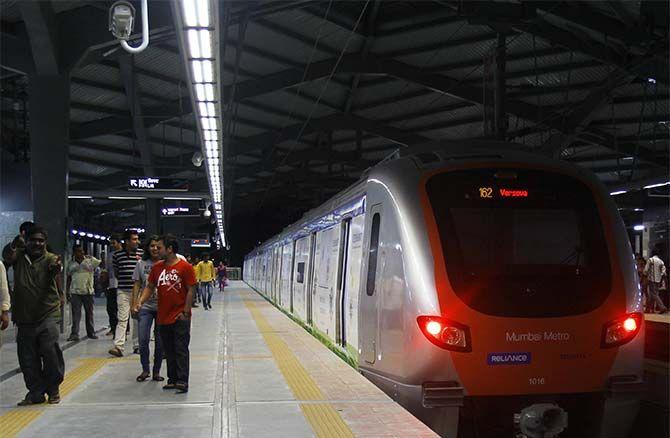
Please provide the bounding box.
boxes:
[134,234,196,393]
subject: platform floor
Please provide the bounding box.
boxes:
[0,282,436,438]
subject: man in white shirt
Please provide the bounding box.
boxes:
[66,245,101,341]
[644,248,668,314]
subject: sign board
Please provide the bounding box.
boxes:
[128,177,189,192]
[161,206,199,217]
[191,239,210,248]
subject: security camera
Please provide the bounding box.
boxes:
[109,1,136,41]
[192,151,204,167]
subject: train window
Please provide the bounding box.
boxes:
[296,262,305,283]
[366,213,381,296]
[426,168,612,317]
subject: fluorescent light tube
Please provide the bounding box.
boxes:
[196,0,209,27]
[187,29,201,58]
[205,83,214,100]
[200,30,212,58]
[643,181,669,189]
[191,60,203,83]
[202,60,213,82]
[182,0,198,27]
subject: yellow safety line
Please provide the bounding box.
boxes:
[244,298,354,438]
[0,358,109,438]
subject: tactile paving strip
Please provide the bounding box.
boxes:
[244,299,354,438]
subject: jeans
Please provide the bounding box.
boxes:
[105,288,118,335]
[648,282,667,312]
[70,294,95,338]
[159,319,190,385]
[113,290,132,351]
[138,308,163,374]
[17,317,64,399]
[200,282,213,307]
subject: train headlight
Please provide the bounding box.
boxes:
[418,316,471,352]
[601,312,642,348]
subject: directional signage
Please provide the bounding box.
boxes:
[128,177,189,192]
[161,206,199,217]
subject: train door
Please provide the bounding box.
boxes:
[292,236,310,320]
[343,214,365,353]
[306,232,317,325]
[336,219,351,345]
[274,246,282,304]
[290,241,297,313]
[361,205,382,364]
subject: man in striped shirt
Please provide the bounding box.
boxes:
[109,230,144,357]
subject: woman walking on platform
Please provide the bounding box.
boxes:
[217,261,227,292]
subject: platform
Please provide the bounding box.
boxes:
[0,281,436,438]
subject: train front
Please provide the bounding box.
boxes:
[417,164,644,438]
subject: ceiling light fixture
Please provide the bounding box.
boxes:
[175,0,225,247]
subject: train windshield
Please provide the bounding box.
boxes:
[426,168,611,317]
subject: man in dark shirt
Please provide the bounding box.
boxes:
[4,226,64,405]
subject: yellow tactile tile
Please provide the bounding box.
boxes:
[244,299,354,438]
[0,357,109,438]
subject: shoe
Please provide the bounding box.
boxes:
[136,371,150,382]
[174,383,188,394]
[133,347,140,355]
[17,396,45,406]
[192,303,199,308]
[105,330,114,336]
[152,375,165,382]
[162,383,177,390]
[87,334,99,340]
[108,347,123,357]
[47,393,61,404]
[67,335,79,342]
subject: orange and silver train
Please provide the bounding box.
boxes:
[243,142,644,437]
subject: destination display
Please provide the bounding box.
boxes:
[128,177,189,192]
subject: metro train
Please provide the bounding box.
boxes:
[243,141,644,438]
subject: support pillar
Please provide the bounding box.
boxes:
[494,33,507,140]
[146,199,161,235]
[28,74,70,255]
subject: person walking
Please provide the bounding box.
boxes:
[4,226,65,405]
[130,236,164,382]
[103,234,122,337]
[135,235,196,394]
[0,260,9,331]
[66,245,101,341]
[195,253,216,310]
[644,248,668,314]
[109,230,143,357]
[217,261,227,292]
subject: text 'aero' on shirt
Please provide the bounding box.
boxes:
[148,259,196,325]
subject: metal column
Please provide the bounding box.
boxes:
[28,75,70,255]
[494,33,507,140]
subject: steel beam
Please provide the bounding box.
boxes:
[70,97,192,140]
[539,64,640,157]
[18,1,60,74]
[119,54,154,175]
[230,112,430,155]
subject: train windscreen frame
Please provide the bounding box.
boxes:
[426,168,611,317]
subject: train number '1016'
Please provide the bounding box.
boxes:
[528,377,546,385]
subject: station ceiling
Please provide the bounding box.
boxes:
[1,0,668,245]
